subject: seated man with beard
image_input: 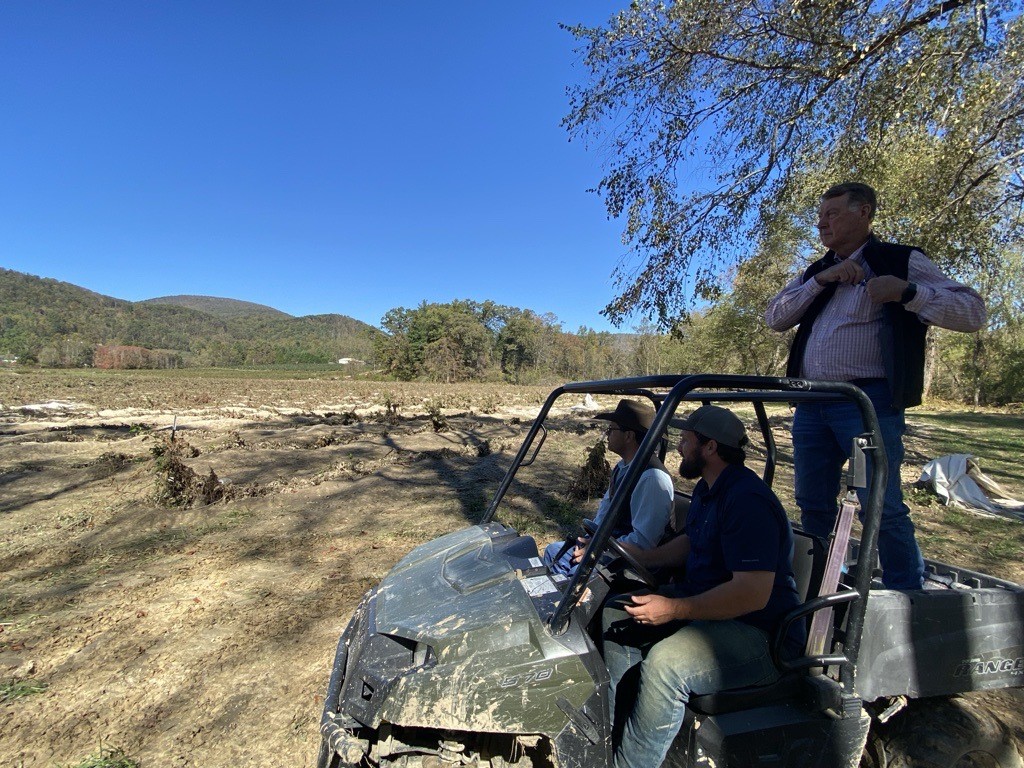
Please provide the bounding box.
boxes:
[583,405,804,768]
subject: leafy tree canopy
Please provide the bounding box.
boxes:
[565,0,1023,326]
[375,300,562,383]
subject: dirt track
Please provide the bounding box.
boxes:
[1,371,1022,767]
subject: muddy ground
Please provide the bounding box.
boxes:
[1,371,1022,767]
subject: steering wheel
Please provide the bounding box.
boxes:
[581,519,659,589]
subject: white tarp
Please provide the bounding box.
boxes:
[917,454,1024,522]
[570,393,598,412]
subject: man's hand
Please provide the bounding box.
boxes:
[815,259,864,286]
[623,593,685,626]
[866,275,909,304]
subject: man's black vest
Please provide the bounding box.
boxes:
[785,235,929,410]
[609,453,669,539]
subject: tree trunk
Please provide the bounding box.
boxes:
[922,333,938,401]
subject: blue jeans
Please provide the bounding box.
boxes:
[792,380,925,589]
[602,597,778,768]
[542,540,576,575]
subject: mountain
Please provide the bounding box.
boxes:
[140,295,292,320]
[0,268,378,367]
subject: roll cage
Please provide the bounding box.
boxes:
[480,374,887,697]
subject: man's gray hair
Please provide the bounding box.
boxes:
[823,182,877,220]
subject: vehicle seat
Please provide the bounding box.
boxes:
[687,528,844,716]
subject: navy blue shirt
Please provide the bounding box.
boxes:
[677,464,805,658]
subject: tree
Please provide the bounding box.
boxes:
[375,308,418,378]
[697,248,795,376]
[497,311,543,383]
[564,0,1024,326]
[928,247,1024,405]
[374,301,496,382]
[633,321,663,375]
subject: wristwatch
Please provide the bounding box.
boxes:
[899,281,918,305]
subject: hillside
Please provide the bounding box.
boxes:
[0,268,378,367]
[141,295,293,320]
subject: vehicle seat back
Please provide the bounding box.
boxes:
[792,530,827,603]
[669,491,690,535]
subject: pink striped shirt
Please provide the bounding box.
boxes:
[765,243,986,381]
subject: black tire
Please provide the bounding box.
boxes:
[865,696,1023,768]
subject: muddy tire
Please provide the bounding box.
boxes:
[864,697,1023,768]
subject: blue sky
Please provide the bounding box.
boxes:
[0,1,641,333]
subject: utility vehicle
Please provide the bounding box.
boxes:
[315,375,1024,768]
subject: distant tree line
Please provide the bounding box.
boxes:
[371,289,1022,407]
[3,268,1018,406]
[373,300,639,384]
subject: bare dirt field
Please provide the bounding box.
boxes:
[1,369,1022,767]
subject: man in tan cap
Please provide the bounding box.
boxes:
[543,399,674,575]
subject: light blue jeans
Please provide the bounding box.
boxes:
[792,379,925,589]
[542,540,576,575]
[602,598,779,768]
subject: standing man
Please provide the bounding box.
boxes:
[544,399,674,575]
[766,182,986,589]
[591,405,803,768]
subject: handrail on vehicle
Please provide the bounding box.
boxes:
[774,588,860,674]
[520,425,547,468]
[530,374,886,698]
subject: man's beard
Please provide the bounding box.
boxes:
[678,452,705,479]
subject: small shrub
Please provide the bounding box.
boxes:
[567,440,611,502]
[322,410,358,426]
[93,452,134,478]
[381,393,401,424]
[476,394,502,414]
[153,435,225,508]
[426,400,449,432]
[150,435,200,460]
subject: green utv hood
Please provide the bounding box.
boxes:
[363,525,596,734]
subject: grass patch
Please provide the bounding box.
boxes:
[543,495,585,533]
[0,679,48,702]
[459,487,490,521]
[910,411,1024,495]
[63,746,138,768]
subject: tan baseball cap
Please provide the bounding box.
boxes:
[672,405,748,449]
